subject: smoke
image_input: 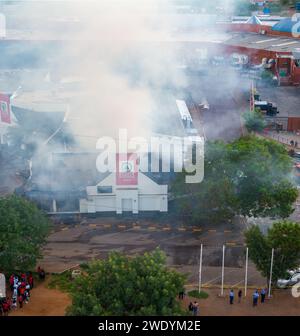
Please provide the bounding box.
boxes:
[44,0,189,145]
[6,0,253,148]
[2,0,258,197]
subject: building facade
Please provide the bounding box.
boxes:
[79,172,168,214]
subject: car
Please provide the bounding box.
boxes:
[277,270,300,289]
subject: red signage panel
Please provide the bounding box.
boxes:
[116,153,138,185]
[0,93,11,124]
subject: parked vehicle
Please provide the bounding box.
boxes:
[0,273,6,299]
[277,269,300,288]
[254,100,279,116]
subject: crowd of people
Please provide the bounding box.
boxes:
[0,272,34,315]
[0,267,46,316]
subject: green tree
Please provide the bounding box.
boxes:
[171,136,298,224]
[245,221,300,284]
[0,195,50,272]
[67,249,186,316]
[243,108,267,133]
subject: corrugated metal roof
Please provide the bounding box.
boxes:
[272,17,300,33]
[223,32,300,53]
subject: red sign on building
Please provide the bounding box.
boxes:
[0,93,11,124]
[116,153,138,185]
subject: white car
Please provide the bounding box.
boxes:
[277,270,300,289]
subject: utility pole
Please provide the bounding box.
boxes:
[268,248,274,298]
[245,247,249,297]
[221,245,225,296]
[198,244,203,294]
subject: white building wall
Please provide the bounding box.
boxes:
[79,172,168,214]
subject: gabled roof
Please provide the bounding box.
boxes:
[246,15,262,25]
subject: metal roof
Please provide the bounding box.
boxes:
[223,32,300,53]
[272,17,300,33]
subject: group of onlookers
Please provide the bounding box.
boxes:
[0,267,46,316]
[229,288,267,306]
[2,272,34,315]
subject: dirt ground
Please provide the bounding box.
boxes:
[8,216,295,316]
[7,278,299,316]
[184,288,300,316]
[9,278,71,316]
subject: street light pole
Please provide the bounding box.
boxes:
[198,244,203,294]
[221,245,225,296]
[268,248,274,298]
[245,247,248,297]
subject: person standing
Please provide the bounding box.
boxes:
[229,289,234,305]
[18,295,23,309]
[9,274,14,292]
[28,273,34,289]
[253,290,259,307]
[188,302,193,313]
[238,289,242,303]
[178,289,185,300]
[260,288,266,303]
[192,301,199,316]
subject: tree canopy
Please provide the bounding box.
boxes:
[171,135,298,224]
[243,108,267,133]
[67,249,186,316]
[245,221,300,283]
[0,195,50,272]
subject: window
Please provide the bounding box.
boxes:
[97,186,112,194]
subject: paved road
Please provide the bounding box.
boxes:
[41,217,265,287]
[186,69,250,141]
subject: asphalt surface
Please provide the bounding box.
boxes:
[41,217,266,287]
[186,68,250,141]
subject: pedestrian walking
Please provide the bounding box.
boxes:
[295,141,298,148]
[260,288,266,303]
[238,289,242,303]
[229,289,234,305]
[252,290,259,307]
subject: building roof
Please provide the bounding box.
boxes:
[222,32,300,54]
[246,15,263,25]
[272,17,300,34]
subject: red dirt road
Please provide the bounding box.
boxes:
[7,280,300,316]
[9,278,71,316]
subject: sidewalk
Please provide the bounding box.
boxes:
[260,130,300,149]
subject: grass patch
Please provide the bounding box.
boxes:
[47,271,74,293]
[188,290,209,299]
